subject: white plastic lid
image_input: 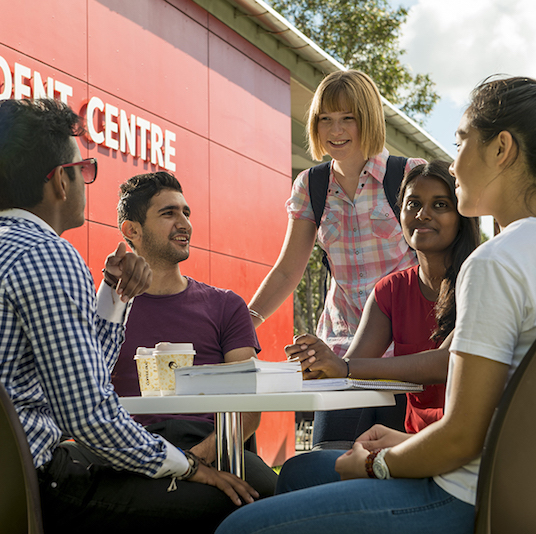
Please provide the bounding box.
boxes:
[153,342,195,354]
[134,347,154,358]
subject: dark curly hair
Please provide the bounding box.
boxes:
[117,171,183,247]
[466,75,536,214]
[0,98,85,209]
[398,160,480,343]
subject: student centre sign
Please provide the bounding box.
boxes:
[0,56,177,172]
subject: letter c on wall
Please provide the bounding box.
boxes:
[87,96,105,145]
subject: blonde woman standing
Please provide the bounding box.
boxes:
[249,70,425,445]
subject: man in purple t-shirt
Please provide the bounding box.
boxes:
[110,171,277,496]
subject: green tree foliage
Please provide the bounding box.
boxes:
[294,244,330,336]
[269,0,439,123]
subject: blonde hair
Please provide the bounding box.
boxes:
[307,70,385,161]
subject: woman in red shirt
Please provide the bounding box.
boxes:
[286,160,480,436]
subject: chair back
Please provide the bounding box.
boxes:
[0,381,44,534]
[475,338,536,533]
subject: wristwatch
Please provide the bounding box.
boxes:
[365,448,392,479]
[372,448,391,479]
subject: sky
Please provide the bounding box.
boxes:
[388,0,536,235]
[390,0,536,153]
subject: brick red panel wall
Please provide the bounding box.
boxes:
[0,0,294,466]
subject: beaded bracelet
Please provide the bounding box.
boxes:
[343,357,351,378]
[174,451,202,481]
[101,268,119,290]
[365,449,382,478]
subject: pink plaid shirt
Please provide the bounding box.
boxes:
[287,148,425,356]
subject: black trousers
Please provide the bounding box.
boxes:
[38,420,277,534]
[145,419,277,498]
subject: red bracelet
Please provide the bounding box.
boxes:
[365,449,382,478]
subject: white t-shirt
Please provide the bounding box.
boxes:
[434,217,536,505]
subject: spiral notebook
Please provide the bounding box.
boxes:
[302,378,423,392]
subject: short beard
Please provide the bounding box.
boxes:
[139,227,189,267]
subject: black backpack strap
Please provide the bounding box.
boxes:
[308,161,331,229]
[308,162,332,285]
[383,155,408,222]
[309,157,407,226]
[307,156,408,301]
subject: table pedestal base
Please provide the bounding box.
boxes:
[216,412,244,478]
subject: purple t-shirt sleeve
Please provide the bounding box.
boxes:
[219,290,261,355]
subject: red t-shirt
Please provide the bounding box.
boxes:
[375,265,445,433]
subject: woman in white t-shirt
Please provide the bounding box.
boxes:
[215,76,536,534]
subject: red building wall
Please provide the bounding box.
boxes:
[0,0,294,466]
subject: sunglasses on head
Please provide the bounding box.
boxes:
[45,158,98,185]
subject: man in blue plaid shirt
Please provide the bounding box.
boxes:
[0,98,257,532]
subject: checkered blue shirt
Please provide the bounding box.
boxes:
[0,212,171,475]
[287,148,425,356]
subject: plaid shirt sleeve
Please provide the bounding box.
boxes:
[285,169,315,222]
[2,227,185,476]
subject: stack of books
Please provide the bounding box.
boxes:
[174,357,303,395]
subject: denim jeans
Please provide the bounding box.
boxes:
[216,450,475,534]
[276,449,342,493]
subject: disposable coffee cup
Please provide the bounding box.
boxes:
[153,342,196,396]
[134,347,161,397]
